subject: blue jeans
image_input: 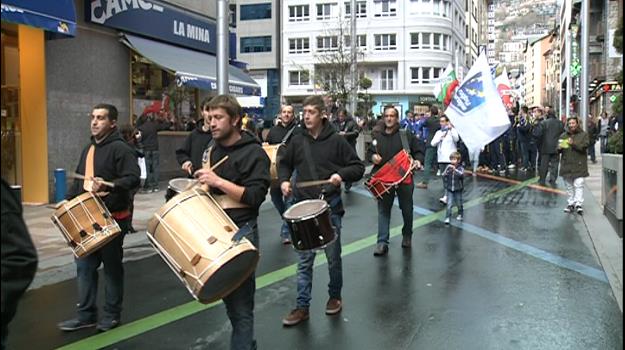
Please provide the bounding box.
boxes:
[144,150,160,190]
[421,146,437,184]
[445,190,464,218]
[296,214,342,309]
[223,222,259,350]
[269,186,292,239]
[588,139,596,162]
[377,183,414,244]
[76,218,129,322]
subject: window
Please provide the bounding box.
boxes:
[443,34,449,50]
[346,1,367,17]
[289,5,310,21]
[433,0,442,15]
[289,70,310,85]
[433,33,441,49]
[240,36,272,53]
[357,34,367,48]
[316,3,333,20]
[289,38,310,54]
[381,69,394,90]
[240,3,271,20]
[317,36,339,52]
[374,0,396,17]
[422,67,431,83]
[374,34,396,50]
[422,33,431,49]
[433,67,442,79]
[410,33,419,49]
[411,67,419,83]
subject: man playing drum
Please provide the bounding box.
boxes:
[194,95,270,350]
[367,105,424,257]
[175,97,213,177]
[58,104,140,332]
[264,104,300,244]
[278,95,364,327]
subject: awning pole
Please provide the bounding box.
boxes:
[217,0,229,95]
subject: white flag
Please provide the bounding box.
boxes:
[444,53,511,152]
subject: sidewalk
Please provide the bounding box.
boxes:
[583,144,623,312]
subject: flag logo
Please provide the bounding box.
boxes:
[450,72,486,114]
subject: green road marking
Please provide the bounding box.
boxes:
[56,177,537,350]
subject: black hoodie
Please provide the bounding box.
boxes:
[175,122,213,175]
[265,119,301,145]
[67,130,141,213]
[366,127,425,175]
[278,121,365,213]
[206,132,270,226]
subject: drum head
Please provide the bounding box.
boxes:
[197,249,259,304]
[283,199,328,220]
[169,178,197,193]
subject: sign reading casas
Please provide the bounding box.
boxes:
[86,0,219,55]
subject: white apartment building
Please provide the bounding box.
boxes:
[465,0,488,69]
[234,0,281,119]
[281,0,467,116]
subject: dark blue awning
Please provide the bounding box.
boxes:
[121,33,260,96]
[1,1,77,36]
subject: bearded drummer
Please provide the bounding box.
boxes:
[264,104,300,244]
[366,105,424,257]
[58,104,140,332]
[278,95,364,327]
[194,94,270,350]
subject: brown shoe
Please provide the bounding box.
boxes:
[282,308,309,326]
[415,182,428,189]
[401,236,412,248]
[325,298,342,315]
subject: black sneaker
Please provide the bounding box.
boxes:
[563,205,574,213]
[58,318,96,332]
[575,205,583,215]
[373,243,388,256]
[96,318,120,332]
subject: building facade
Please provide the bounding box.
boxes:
[523,34,550,107]
[281,0,467,117]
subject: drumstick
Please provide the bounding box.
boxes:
[198,155,229,192]
[68,173,115,188]
[295,179,332,188]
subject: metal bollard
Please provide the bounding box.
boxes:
[54,168,66,203]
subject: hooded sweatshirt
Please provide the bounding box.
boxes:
[265,119,300,145]
[206,131,271,226]
[175,121,213,174]
[67,130,141,213]
[278,121,365,213]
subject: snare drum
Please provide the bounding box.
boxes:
[51,192,121,258]
[262,144,281,181]
[147,188,259,304]
[165,178,197,202]
[283,199,336,251]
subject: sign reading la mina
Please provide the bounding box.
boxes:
[86,0,217,54]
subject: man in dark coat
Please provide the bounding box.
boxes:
[534,110,564,186]
[558,117,589,214]
[332,108,360,192]
[416,105,441,188]
[1,179,38,350]
[175,98,213,177]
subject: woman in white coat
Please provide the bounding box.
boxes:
[430,115,459,204]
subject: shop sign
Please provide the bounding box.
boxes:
[415,95,438,105]
[86,0,230,56]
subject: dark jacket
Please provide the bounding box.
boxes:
[442,164,464,192]
[535,116,564,154]
[137,116,171,151]
[423,114,441,147]
[332,118,359,148]
[175,122,212,174]
[516,115,532,142]
[367,127,425,175]
[278,121,365,213]
[67,130,141,213]
[1,178,38,334]
[265,120,300,145]
[206,132,270,226]
[558,128,589,179]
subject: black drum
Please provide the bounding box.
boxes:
[283,199,336,251]
[165,178,197,202]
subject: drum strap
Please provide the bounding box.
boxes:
[399,130,410,154]
[83,145,95,192]
[281,124,298,144]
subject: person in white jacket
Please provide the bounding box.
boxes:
[430,115,459,204]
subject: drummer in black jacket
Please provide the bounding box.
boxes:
[194,95,270,350]
[265,104,300,244]
[332,108,360,192]
[278,95,365,327]
[175,98,213,177]
[366,105,424,257]
[58,103,140,333]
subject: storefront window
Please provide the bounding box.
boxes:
[131,53,198,131]
[1,23,22,186]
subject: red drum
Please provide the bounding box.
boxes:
[365,150,414,199]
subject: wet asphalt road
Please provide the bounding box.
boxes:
[6,174,623,350]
